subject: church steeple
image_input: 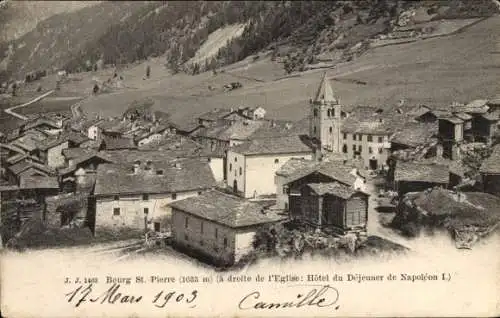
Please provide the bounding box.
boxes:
[314,72,337,104]
[309,72,342,153]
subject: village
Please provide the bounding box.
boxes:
[1,71,500,268]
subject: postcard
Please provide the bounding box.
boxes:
[1,1,499,317]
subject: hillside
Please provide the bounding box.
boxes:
[2,0,498,85]
[0,1,100,43]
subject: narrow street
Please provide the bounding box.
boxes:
[364,175,413,250]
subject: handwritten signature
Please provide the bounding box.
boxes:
[238,284,340,310]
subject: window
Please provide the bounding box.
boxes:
[229,163,232,171]
[327,109,331,117]
[367,135,373,142]
[223,237,228,249]
[142,194,149,200]
[343,133,347,140]
[284,202,289,210]
[283,186,287,194]
[378,147,383,154]
[154,222,160,232]
[184,234,189,241]
[358,145,362,152]
[329,127,333,133]
[144,208,149,214]
[171,193,177,200]
[332,108,335,117]
[369,147,373,154]
[313,126,316,134]
[113,195,119,201]
[342,144,347,153]
[239,167,242,175]
[235,157,237,162]
[200,221,204,234]
[185,216,189,228]
[274,158,279,164]
[113,208,120,216]
[314,109,318,117]
[352,145,356,151]
[198,191,202,195]
[378,136,383,143]
[215,228,218,239]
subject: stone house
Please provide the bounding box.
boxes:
[169,190,286,266]
[227,135,314,198]
[393,161,449,197]
[196,108,250,127]
[5,160,55,186]
[36,132,89,168]
[93,159,216,238]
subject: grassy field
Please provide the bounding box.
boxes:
[3,16,500,126]
[73,16,500,123]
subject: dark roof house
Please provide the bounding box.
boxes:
[169,190,286,228]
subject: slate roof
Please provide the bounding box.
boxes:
[8,160,55,176]
[341,106,404,135]
[249,117,310,139]
[282,160,357,187]
[38,132,89,151]
[480,144,500,174]
[452,100,489,114]
[406,188,500,228]
[168,190,286,228]
[198,108,237,122]
[390,122,438,148]
[438,115,463,124]
[19,176,59,189]
[394,162,449,183]
[306,182,367,199]
[231,135,314,156]
[101,136,137,150]
[193,120,264,141]
[481,110,500,121]
[94,159,216,196]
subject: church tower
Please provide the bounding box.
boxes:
[309,72,342,152]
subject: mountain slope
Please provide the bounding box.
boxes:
[0,0,498,84]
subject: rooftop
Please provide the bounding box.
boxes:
[406,187,500,228]
[168,190,286,228]
[390,122,438,148]
[38,131,89,151]
[249,117,310,139]
[231,134,314,156]
[94,159,216,196]
[341,106,405,135]
[8,160,55,176]
[100,136,137,150]
[193,120,265,141]
[306,182,367,199]
[394,162,449,183]
[282,159,357,187]
[197,108,238,122]
[19,176,59,189]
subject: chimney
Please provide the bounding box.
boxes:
[133,160,141,174]
[144,160,154,174]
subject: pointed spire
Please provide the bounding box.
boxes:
[314,72,337,103]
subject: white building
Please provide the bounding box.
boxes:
[93,159,216,238]
[308,72,396,170]
[169,190,286,266]
[226,135,314,198]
